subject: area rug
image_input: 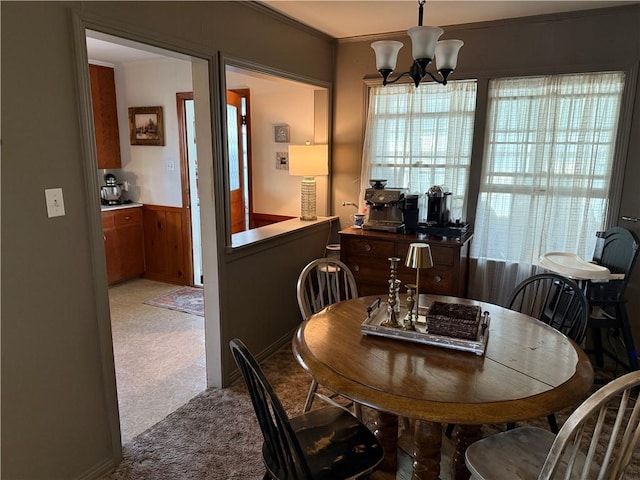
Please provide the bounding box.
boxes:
[100,344,639,480]
[144,287,204,317]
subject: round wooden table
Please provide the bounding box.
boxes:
[292,294,594,480]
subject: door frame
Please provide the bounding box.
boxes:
[230,89,254,229]
[177,91,195,285]
[72,12,224,464]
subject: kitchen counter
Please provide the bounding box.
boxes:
[100,202,143,211]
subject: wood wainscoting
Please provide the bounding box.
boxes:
[251,212,295,229]
[142,204,192,286]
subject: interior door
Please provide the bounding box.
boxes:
[227,90,246,234]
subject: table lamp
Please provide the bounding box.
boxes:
[405,242,433,323]
[288,143,328,221]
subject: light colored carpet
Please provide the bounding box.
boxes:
[109,279,206,444]
[101,343,639,480]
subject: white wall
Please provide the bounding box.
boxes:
[227,71,328,217]
[113,57,193,207]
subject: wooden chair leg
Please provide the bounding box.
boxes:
[547,413,559,434]
[304,379,318,412]
[445,423,455,438]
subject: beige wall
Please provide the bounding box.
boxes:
[1,1,335,479]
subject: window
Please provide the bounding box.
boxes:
[470,71,625,303]
[360,81,477,221]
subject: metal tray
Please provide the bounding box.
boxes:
[361,300,490,356]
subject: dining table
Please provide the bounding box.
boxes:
[292,294,594,480]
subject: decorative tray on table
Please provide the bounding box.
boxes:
[361,298,490,356]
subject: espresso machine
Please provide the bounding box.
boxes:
[363,180,405,232]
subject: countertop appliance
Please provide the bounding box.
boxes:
[363,179,405,233]
[426,185,451,226]
[418,185,469,238]
[100,173,124,205]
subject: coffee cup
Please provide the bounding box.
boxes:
[351,213,365,228]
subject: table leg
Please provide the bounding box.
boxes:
[373,411,399,474]
[412,420,441,480]
[451,424,482,480]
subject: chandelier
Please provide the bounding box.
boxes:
[371,0,463,88]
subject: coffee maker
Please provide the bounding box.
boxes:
[363,180,405,232]
[402,194,420,234]
[418,185,469,238]
[426,185,451,226]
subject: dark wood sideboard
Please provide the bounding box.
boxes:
[339,228,473,298]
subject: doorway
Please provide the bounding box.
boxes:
[84,30,215,446]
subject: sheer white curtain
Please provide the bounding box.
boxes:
[470,72,625,305]
[360,81,477,220]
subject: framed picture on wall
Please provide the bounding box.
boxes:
[274,124,290,143]
[129,106,165,146]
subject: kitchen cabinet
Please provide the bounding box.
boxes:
[142,205,189,285]
[339,228,473,297]
[89,64,122,169]
[102,207,145,284]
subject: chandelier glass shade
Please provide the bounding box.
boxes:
[371,0,463,88]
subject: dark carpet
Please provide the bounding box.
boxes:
[101,343,638,480]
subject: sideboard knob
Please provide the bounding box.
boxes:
[433,275,442,283]
[364,243,372,252]
[353,264,360,272]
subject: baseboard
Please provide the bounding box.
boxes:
[75,456,117,480]
[227,328,297,385]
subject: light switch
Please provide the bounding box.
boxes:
[166,160,175,171]
[45,188,66,218]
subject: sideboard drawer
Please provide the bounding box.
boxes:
[341,236,395,258]
[397,264,454,295]
[343,255,389,287]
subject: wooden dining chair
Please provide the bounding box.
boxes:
[507,273,590,345]
[464,370,640,480]
[506,273,590,433]
[229,338,384,480]
[296,258,361,415]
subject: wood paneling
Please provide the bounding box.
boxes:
[142,205,189,285]
[251,212,296,228]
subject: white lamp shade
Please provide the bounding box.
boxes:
[288,144,328,176]
[371,40,403,71]
[407,26,443,61]
[435,39,464,71]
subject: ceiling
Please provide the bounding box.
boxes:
[262,0,637,39]
[86,1,637,63]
